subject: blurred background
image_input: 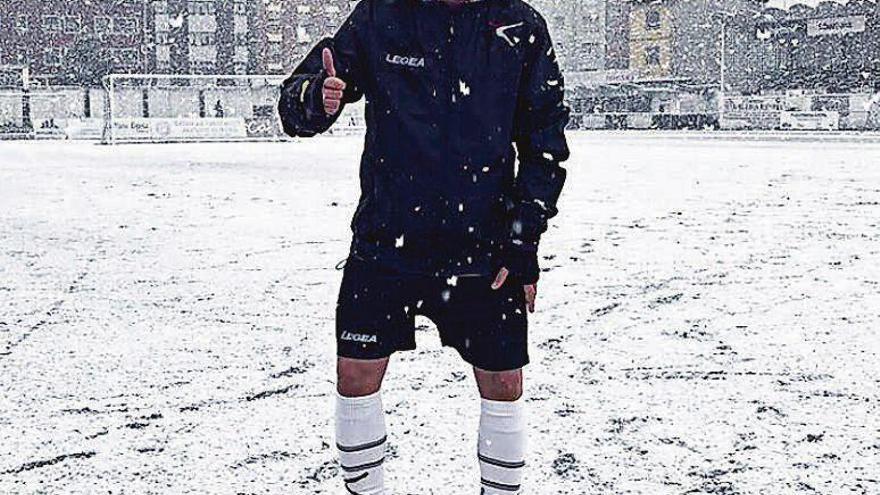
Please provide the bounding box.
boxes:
[0,0,879,141]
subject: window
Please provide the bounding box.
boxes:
[233,1,247,14]
[191,60,215,73]
[115,17,137,33]
[188,32,215,46]
[154,1,168,13]
[156,31,171,44]
[268,42,282,59]
[113,48,139,67]
[94,16,111,33]
[43,15,63,31]
[234,32,248,45]
[646,10,661,30]
[15,15,28,31]
[296,25,311,43]
[646,46,661,66]
[44,47,66,67]
[64,15,82,34]
[188,1,215,15]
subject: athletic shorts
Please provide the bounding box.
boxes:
[336,257,529,372]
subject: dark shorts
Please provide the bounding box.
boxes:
[336,257,529,372]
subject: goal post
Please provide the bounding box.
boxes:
[102,73,287,144]
[100,73,366,144]
[0,65,32,139]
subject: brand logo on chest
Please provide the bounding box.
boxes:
[385,53,426,68]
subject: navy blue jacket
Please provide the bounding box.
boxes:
[278,0,569,282]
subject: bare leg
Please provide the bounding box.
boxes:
[474,367,523,401]
[337,357,390,397]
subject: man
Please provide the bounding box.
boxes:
[278,0,568,492]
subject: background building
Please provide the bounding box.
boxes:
[149,0,259,75]
[279,0,354,74]
[2,0,879,135]
[0,0,149,86]
[749,0,880,93]
[532,0,607,84]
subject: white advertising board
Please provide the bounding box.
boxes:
[112,117,248,142]
[807,16,866,37]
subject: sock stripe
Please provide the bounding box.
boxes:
[341,457,385,473]
[478,453,526,469]
[481,478,521,492]
[337,435,387,453]
[343,472,368,484]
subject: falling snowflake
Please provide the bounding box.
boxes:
[446,275,458,287]
[512,220,523,235]
[395,235,405,248]
[459,80,470,96]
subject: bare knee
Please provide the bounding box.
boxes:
[337,357,389,397]
[474,368,523,401]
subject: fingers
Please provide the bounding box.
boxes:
[322,47,336,77]
[324,99,341,115]
[323,89,344,100]
[323,77,346,91]
[524,284,537,313]
[321,48,345,116]
[491,267,509,290]
[322,77,346,115]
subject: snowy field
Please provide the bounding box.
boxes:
[1,133,878,494]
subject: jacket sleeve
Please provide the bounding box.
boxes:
[509,16,570,256]
[278,1,368,137]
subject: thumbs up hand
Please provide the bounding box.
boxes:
[322,48,347,116]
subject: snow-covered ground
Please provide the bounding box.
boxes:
[1,133,878,494]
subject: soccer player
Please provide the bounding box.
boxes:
[278,0,569,492]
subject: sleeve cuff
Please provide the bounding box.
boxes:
[502,241,540,285]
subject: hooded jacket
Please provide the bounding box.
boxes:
[278,0,569,282]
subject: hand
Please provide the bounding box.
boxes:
[322,48,346,116]
[491,267,538,313]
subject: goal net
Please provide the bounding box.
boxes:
[101,74,366,144]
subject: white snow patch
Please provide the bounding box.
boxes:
[0,134,876,494]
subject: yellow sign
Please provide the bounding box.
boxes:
[628,3,673,79]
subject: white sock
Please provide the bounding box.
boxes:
[478,398,526,494]
[336,391,387,495]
